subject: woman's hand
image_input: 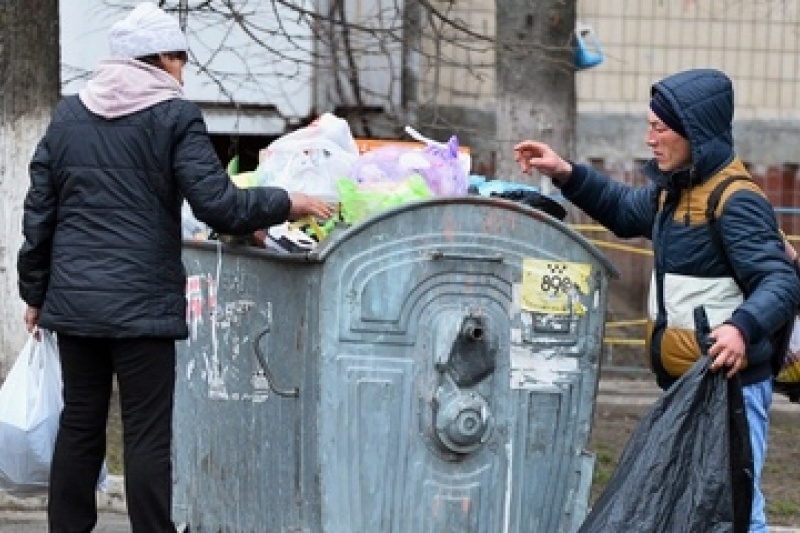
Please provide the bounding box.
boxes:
[288,193,335,221]
[24,306,40,339]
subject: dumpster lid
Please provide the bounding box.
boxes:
[316,196,619,278]
[182,197,619,277]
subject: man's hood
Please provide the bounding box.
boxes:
[643,69,735,188]
[79,59,184,119]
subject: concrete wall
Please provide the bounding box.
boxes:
[577,114,800,165]
[61,2,314,135]
[409,0,800,169]
[576,0,800,164]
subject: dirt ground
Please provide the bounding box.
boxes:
[588,401,800,527]
[106,384,799,527]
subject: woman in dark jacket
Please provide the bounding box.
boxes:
[514,68,799,532]
[16,3,332,532]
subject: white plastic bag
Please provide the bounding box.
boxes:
[181,200,210,241]
[256,113,359,201]
[0,330,62,496]
[0,331,109,496]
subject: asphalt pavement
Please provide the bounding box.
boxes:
[0,509,130,532]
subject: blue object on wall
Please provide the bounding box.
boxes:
[575,24,604,70]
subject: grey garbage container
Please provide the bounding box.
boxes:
[173,196,617,533]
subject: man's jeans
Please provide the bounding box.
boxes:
[743,379,772,533]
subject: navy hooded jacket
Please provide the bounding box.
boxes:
[559,69,800,388]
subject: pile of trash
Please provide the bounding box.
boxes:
[183,112,564,253]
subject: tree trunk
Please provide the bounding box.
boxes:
[0,0,60,372]
[495,0,576,189]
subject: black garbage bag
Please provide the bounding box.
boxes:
[580,357,753,533]
[489,190,567,221]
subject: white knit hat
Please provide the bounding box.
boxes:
[109,2,188,59]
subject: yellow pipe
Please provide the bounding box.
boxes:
[587,239,654,256]
[606,319,648,327]
[575,224,799,251]
[576,227,799,350]
[569,224,608,232]
[603,338,646,346]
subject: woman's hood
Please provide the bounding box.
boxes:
[79,59,184,119]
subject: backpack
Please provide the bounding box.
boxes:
[705,175,800,402]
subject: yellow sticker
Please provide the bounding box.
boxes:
[521,259,591,315]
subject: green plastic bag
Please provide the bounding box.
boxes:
[337,175,432,225]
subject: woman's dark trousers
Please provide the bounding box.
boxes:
[48,335,176,533]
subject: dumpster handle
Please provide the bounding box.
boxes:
[254,328,300,398]
[428,251,504,263]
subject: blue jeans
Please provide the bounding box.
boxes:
[742,379,772,533]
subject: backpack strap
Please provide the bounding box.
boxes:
[705,175,753,294]
[705,175,754,226]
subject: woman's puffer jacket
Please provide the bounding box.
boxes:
[18,95,290,339]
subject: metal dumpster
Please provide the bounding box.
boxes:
[173,196,617,532]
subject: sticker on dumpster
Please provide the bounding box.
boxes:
[186,274,219,342]
[521,259,591,315]
[186,275,204,339]
[509,344,579,390]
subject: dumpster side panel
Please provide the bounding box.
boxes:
[317,200,610,533]
[174,247,323,532]
[175,199,612,533]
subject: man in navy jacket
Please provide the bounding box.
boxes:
[515,68,799,532]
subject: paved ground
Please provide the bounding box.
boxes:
[2,380,797,532]
[0,476,130,532]
[0,510,130,532]
[597,377,800,412]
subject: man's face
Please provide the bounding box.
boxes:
[645,110,692,172]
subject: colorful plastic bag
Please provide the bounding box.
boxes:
[351,137,468,197]
[777,315,800,385]
[418,135,469,196]
[337,175,432,225]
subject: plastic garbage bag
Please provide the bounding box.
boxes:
[0,331,109,496]
[351,145,433,185]
[0,331,62,496]
[181,200,211,241]
[490,190,567,221]
[255,113,359,201]
[403,126,469,196]
[580,356,753,533]
[775,315,800,402]
[337,174,433,225]
[351,141,467,198]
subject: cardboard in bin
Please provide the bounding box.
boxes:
[355,138,470,155]
[354,138,472,176]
